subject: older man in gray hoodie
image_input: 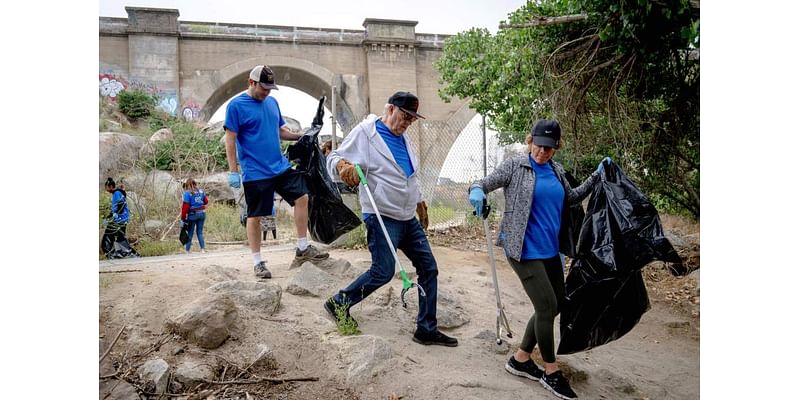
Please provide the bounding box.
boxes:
[323,91,457,347]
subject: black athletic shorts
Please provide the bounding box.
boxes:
[243,168,308,218]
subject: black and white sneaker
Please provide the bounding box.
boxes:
[254,261,272,279]
[505,356,543,381]
[540,370,578,400]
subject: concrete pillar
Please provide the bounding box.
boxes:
[125,7,181,116]
[362,18,420,154]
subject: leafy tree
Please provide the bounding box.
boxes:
[435,0,699,218]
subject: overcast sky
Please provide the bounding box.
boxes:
[99,0,529,35]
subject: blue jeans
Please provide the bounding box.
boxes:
[185,212,206,251]
[333,214,439,333]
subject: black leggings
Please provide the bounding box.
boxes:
[507,255,564,363]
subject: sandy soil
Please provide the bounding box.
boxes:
[99,239,699,400]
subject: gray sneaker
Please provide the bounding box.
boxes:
[254,261,272,279]
[295,244,330,262]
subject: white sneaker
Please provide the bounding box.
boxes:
[200,249,206,253]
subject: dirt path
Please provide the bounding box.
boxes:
[99,244,699,399]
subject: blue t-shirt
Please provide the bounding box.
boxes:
[376,120,414,178]
[183,189,206,213]
[111,190,129,224]
[224,93,291,182]
[520,158,565,260]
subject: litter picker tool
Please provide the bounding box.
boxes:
[354,163,425,308]
[474,200,513,344]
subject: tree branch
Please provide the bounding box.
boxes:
[500,14,588,29]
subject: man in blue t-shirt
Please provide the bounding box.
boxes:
[224,64,329,279]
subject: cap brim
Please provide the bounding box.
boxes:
[532,136,558,148]
[400,107,425,119]
[259,82,278,90]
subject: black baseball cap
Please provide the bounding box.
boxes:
[249,65,279,90]
[388,91,425,119]
[532,119,561,148]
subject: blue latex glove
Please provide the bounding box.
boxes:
[597,157,612,173]
[469,187,486,217]
[112,213,119,221]
[228,172,241,188]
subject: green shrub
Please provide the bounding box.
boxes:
[150,120,227,173]
[204,204,247,242]
[133,239,182,257]
[117,90,156,120]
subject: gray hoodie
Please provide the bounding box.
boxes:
[326,115,423,221]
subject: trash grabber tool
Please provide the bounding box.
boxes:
[354,163,426,308]
[474,200,513,344]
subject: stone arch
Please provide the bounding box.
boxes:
[200,56,357,129]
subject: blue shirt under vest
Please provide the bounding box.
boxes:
[224,93,290,182]
[521,157,565,260]
[376,120,414,178]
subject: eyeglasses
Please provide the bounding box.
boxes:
[396,106,417,122]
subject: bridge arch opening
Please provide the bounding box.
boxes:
[208,86,343,139]
[199,58,357,134]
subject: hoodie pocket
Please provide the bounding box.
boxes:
[373,182,406,218]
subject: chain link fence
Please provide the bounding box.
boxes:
[414,115,527,231]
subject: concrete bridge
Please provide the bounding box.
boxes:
[99,7,478,198]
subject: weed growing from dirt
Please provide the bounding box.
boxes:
[334,295,360,336]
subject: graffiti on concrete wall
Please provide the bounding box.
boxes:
[99,71,180,116]
[99,73,128,100]
[181,101,202,121]
[156,91,178,115]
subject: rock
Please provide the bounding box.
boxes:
[330,335,394,384]
[99,132,147,184]
[202,120,225,139]
[206,280,282,314]
[144,219,165,231]
[286,263,337,297]
[125,170,181,202]
[99,379,140,400]
[201,265,241,282]
[294,257,352,277]
[149,127,173,143]
[401,287,470,329]
[687,269,700,295]
[473,329,511,353]
[174,359,217,388]
[199,172,237,202]
[165,294,238,349]
[137,358,170,394]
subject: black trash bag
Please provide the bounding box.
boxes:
[557,162,682,355]
[285,96,361,244]
[179,221,190,245]
[563,171,586,254]
[101,223,138,259]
